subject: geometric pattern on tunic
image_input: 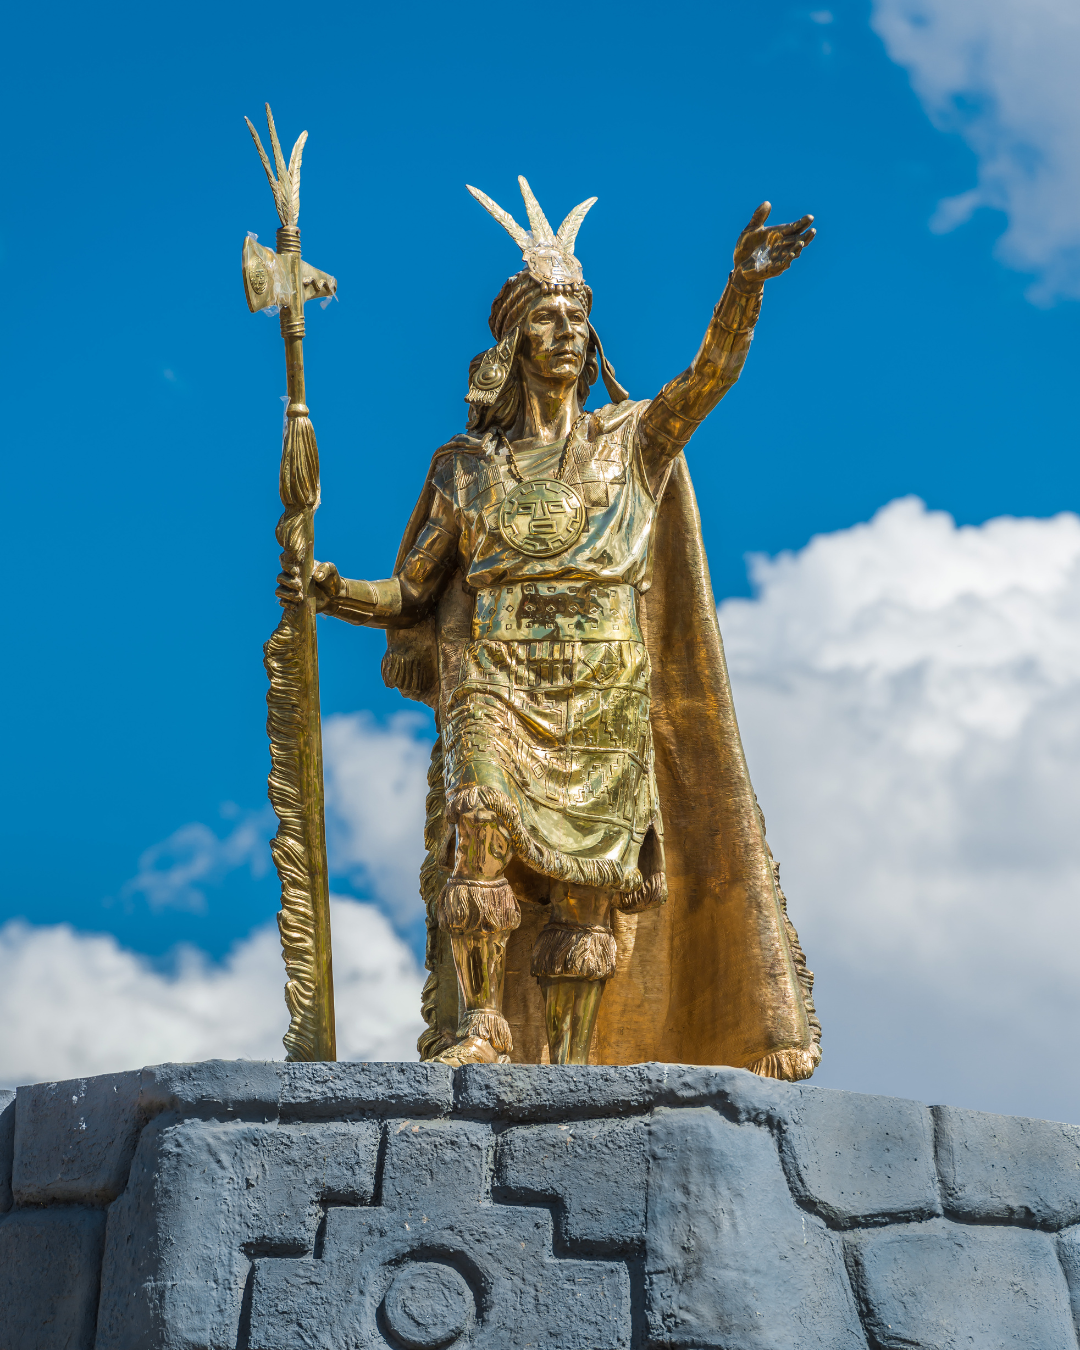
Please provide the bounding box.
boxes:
[445,639,656,850]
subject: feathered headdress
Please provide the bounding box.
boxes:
[465,176,628,406]
[466,176,596,286]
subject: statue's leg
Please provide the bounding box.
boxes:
[532,884,617,1065]
[433,808,519,1066]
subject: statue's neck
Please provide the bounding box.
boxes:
[514,378,581,448]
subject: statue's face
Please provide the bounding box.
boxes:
[519,292,590,385]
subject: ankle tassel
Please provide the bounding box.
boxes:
[460,1008,513,1055]
[531,921,617,980]
[438,878,520,934]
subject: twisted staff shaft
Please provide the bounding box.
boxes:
[246,106,336,1062]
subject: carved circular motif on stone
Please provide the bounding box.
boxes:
[498,478,586,558]
[382,1262,473,1349]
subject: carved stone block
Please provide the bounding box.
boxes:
[248,1119,630,1349]
[645,1106,865,1348]
[848,1221,1076,1349]
[96,1116,381,1350]
[496,1117,649,1250]
[13,1071,142,1205]
[933,1105,1080,1228]
[0,1206,106,1350]
[780,1086,941,1228]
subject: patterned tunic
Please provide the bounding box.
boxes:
[430,401,663,896]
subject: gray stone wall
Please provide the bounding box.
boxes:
[3,1061,1080,1348]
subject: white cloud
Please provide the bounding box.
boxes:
[722,496,1080,1121]
[121,805,275,913]
[0,707,437,1089]
[0,898,425,1089]
[872,0,1080,302]
[117,709,435,925]
[322,710,434,923]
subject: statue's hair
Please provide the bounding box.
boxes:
[467,270,599,435]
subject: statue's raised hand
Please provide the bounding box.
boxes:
[733,202,815,286]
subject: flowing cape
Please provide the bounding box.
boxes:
[383,433,821,1078]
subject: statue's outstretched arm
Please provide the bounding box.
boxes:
[291,488,459,629]
[639,203,814,469]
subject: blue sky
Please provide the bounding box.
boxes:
[4,0,1080,1110]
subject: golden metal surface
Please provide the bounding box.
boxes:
[310,177,819,1075]
[243,105,338,1062]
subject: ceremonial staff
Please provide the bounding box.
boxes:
[242,104,338,1061]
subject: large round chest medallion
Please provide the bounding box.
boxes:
[498,478,586,558]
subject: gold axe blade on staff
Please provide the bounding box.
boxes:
[242,103,338,1062]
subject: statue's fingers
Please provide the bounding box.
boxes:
[743,201,771,232]
[773,214,815,239]
[777,228,816,261]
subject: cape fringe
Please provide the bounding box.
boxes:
[774,858,823,1052]
[532,923,617,979]
[745,1046,822,1082]
[461,1008,513,1054]
[417,971,454,1062]
[438,877,520,934]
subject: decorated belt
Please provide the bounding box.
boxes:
[472,581,640,642]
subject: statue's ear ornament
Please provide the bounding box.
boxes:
[467,326,520,406]
[466,176,596,286]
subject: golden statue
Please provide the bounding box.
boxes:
[245,107,821,1078]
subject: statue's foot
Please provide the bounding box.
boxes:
[432,1035,508,1066]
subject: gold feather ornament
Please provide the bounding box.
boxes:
[245,104,306,229]
[466,175,596,285]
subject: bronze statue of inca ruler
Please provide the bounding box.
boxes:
[244,109,822,1076]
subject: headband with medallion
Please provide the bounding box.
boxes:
[465,176,628,407]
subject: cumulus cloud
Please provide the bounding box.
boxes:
[872,0,1080,302]
[117,712,434,924]
[722,496,1080,1121]
[0,898,425,1089]
[322,710,434,924]
[0,708,436,1088]
[121,804,275,913]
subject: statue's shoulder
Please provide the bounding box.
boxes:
[432,432,487,462]
[590,399,652,437]
[427,432,488,497]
